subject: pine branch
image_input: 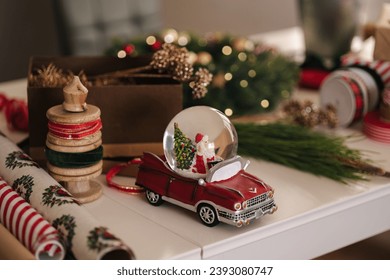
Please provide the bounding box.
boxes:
[235,122,387,183]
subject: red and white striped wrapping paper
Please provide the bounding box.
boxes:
[0,177,65,259]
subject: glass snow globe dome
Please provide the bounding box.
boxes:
[163,106,238,179]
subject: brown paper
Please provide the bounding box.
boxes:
[373,26,390,61]
[0,223,35,260]
[102,142,163,158]
[374,4,390,60]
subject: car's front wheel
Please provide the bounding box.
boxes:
[197,204,219,227]
[145,190,163,206]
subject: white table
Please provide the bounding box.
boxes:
[1,28,389,260]
[1,78,390,260]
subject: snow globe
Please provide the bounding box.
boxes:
[163,106,238,179]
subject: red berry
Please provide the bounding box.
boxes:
[123,44,135,55]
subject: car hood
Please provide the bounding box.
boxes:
[208,170,271,198]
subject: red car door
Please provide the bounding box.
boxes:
[167,177,198,206]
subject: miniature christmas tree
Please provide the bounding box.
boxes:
[173,122,195,170]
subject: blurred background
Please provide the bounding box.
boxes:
[0,0,387,82]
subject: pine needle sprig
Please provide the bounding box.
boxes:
[235,122,385,183]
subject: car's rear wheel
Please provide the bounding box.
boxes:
[197,204,219,227]
[145,190,163,206]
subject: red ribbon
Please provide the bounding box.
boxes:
[349,78,364,121]
[341,76,365,122]
[299,68,330,89]
[105,158,144,194]
[343,76,364,121]
[48,119,102,139]
[0,93,29,132]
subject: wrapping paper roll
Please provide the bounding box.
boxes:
[0,135,135,260]
[0,177,65,259]
[0,223,35,259]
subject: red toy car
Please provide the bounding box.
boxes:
[135,152,277,227]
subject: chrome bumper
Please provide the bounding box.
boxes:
[218,199,277,227]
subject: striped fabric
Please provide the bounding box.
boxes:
[341,54,390,88]
[0,177,65,259]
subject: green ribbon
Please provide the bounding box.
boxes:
[45,146,103,168]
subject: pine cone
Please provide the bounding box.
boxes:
[282,99,338,128]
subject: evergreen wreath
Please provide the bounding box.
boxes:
[42,185,79,207]
[12,175,34,203]
[5,151,40,170]
[87,227,119,252]
[106,29,300,116]
[52,214,77,251]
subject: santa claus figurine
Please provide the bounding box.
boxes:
[192,133,219,174]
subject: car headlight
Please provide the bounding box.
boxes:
[268,189,274,198]
[234,202,242,210]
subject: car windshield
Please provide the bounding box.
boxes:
[206,156,245,182]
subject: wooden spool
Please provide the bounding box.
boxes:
[47,161,103,203]
[45,76,103,203]
[46,138,102,153]
[47,131,102,147]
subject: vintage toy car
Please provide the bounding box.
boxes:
[135,152,277,227]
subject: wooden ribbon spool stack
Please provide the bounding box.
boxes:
[45,76,103,203]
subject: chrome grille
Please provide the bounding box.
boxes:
[246,193,267,208]
[218,209,257,222]
[218,199,276,223]
[261,201,275,212]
